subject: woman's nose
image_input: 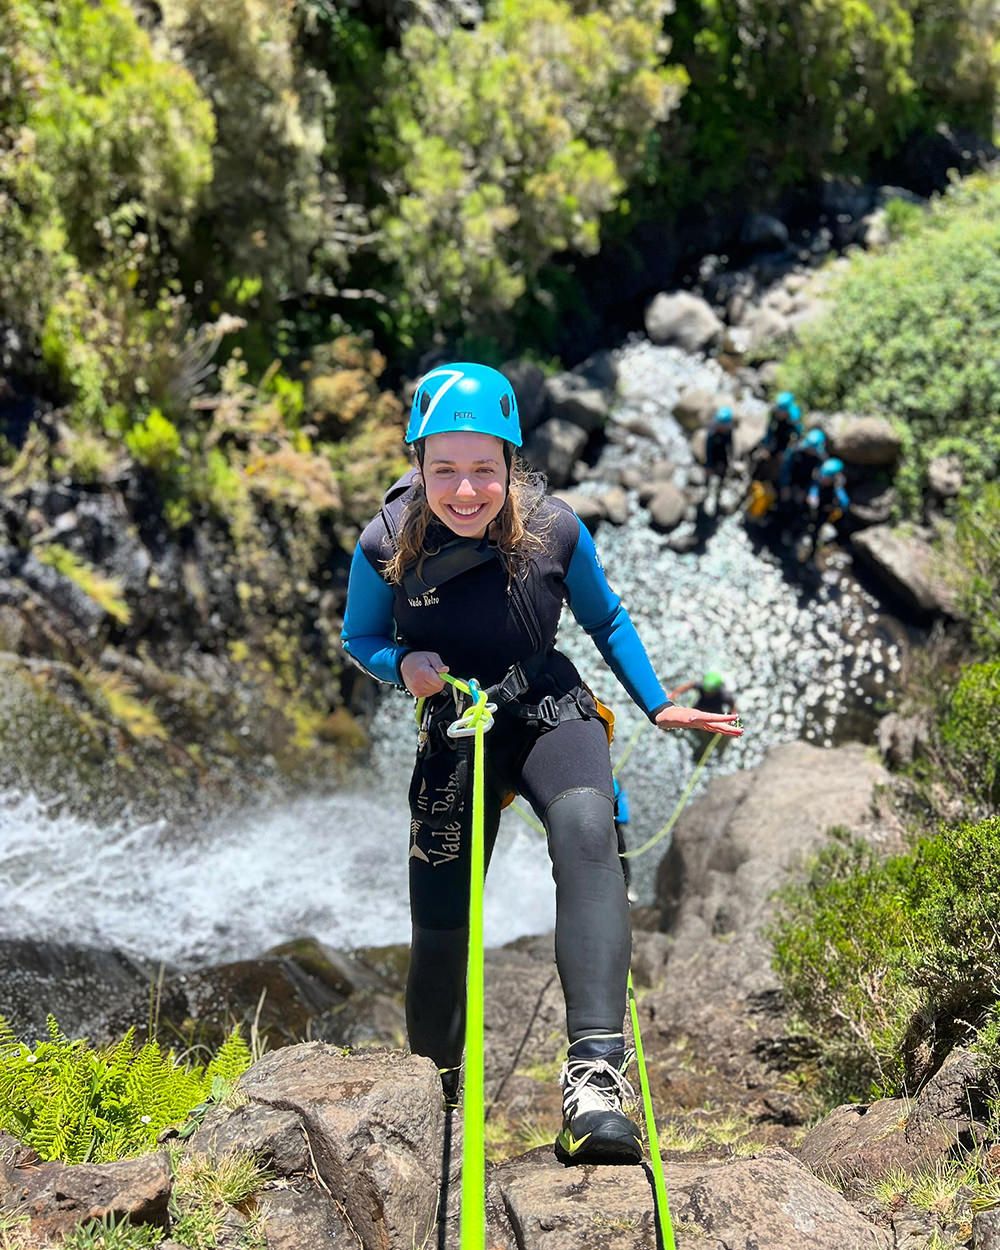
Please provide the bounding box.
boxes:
[455,476,477,497]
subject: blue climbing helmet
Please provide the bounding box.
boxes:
[819,457,844,478]
[803,428,827,452]
[774,391,796,413]
[714,406,734,425]
[406,362,522,447]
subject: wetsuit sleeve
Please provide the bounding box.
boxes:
[341,542,409,686]
[563,516,671,721]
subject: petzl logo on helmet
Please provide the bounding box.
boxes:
[414,367,465,439]
[454,410,474,420]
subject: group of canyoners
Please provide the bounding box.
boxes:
[703,391,850,559]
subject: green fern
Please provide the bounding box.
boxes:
[0,1017,252,1164]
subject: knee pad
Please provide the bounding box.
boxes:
[545,787,618,868]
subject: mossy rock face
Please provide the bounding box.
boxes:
[0,644,364,822]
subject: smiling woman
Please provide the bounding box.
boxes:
[423,432,508,538]
[339,360,741,1164]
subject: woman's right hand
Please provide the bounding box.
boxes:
[400,651,450,697]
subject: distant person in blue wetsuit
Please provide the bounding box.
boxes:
[341,362,742,1165]
[803,457,850,560]
[779,427,827,510]
[763,391,803,459]
[702,406,735,512]
[745,392,803,523]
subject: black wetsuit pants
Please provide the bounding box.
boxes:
[405,697,630,1073]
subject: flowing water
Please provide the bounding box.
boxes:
[0,338,906,967]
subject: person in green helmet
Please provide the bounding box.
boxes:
[668,671,739,763]
[341,361,742,1166]
[668,670,737,717]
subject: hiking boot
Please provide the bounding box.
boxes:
[554,1034,643,1164]
[439,1064,462,1111]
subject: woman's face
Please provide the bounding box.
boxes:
[421,431,508,539]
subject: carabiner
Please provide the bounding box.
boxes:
[447,701,497,738]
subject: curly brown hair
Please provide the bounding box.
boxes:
[382,453,551,585]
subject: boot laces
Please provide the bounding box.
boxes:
[560,1052,636,1119]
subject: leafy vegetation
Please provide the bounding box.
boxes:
[36,545,132,625]
[167,1148,270,1250]
[0,1017,251,1163]
[372,0,686,343]
[665,0,997,201]
[780,173,1000,515]
[771,816,1000,1103]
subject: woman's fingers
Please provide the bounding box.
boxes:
[697,715,743,736]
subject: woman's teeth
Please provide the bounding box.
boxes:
[450,504,484,516]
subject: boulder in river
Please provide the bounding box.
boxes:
[851,524,959,619]
[672,387,730,431]
[501,360,548,434]
[643,481,687,532]
[544,371,611,434]
[828,413,902,466]
[644,292,724,353]
[522,418,589,488]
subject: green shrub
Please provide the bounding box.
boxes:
[125,409,183,475]
[13,0,214,265]
[906,816,1000,1009]
[947,483,1000,659]
[664,0,998,199]
[770,830,923,1101]
[884,195,928,240]
[939,662,1000,811]
[0,1018,251,1163]
[373,0,686,341]
[771,815,1000,1104]
[780,172,1000,515]
[667,0,919,194]
[161,0,342,316]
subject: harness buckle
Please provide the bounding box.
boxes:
[488,661,530,707]
[535,694,560,729]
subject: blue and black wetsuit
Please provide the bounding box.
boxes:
[342,471,670,1071]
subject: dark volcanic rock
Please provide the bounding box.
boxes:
[238,1043,444,1250]
[494,1146,890,1250]
[851,525,958,619]
[798,1099,965,1185]
[0,1151,171,1244]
